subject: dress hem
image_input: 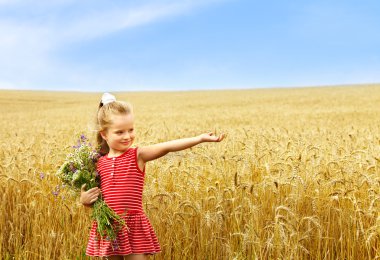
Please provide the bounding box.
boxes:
[86,250,161,257]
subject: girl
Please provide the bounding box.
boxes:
[80,93,225,260]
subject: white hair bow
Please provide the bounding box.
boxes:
[101,93,116,105]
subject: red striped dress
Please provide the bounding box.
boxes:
[86,147,161,256]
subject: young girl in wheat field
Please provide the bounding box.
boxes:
[80,93,225,259]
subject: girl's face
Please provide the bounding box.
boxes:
[101,113,135,156]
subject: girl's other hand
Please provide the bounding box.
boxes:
[200,132,226,143]
[80,184,101,206]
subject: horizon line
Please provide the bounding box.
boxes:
[0,82,378,94]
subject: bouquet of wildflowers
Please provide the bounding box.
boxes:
[56,135,125,240]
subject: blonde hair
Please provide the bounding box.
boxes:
[96,100,133,155]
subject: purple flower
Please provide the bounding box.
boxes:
[69,163,76,172]
[39,172,45,180]
[112,240,119,250]
[91,152,101,162]
[52,184,60,197]
[72,139,82,149]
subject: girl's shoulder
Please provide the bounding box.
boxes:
[97,155,107,164]
[120,147,139,162]
[123,147,138,157]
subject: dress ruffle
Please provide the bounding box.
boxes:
[86,212,161,256]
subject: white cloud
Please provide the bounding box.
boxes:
[1,0,222,45]
[57,1,223,43]
[0,0,79,7]
[0,0,225,90]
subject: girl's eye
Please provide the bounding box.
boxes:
[116,131,123,134]
[129,129,134,133]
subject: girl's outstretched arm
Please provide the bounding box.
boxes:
[138,132,225,163]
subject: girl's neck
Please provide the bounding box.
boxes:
[107,149,129,158]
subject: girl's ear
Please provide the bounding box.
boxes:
[100,131,107,140]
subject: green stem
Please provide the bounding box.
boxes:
[91,198,126,241]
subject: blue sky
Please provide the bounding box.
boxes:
[0,0,379,92]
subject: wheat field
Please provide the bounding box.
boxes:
[1,85,380,259]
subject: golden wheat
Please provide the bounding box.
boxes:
[1,86,380,259]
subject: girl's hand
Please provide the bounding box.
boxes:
[80,184,101,206]
[199,132,226,143]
